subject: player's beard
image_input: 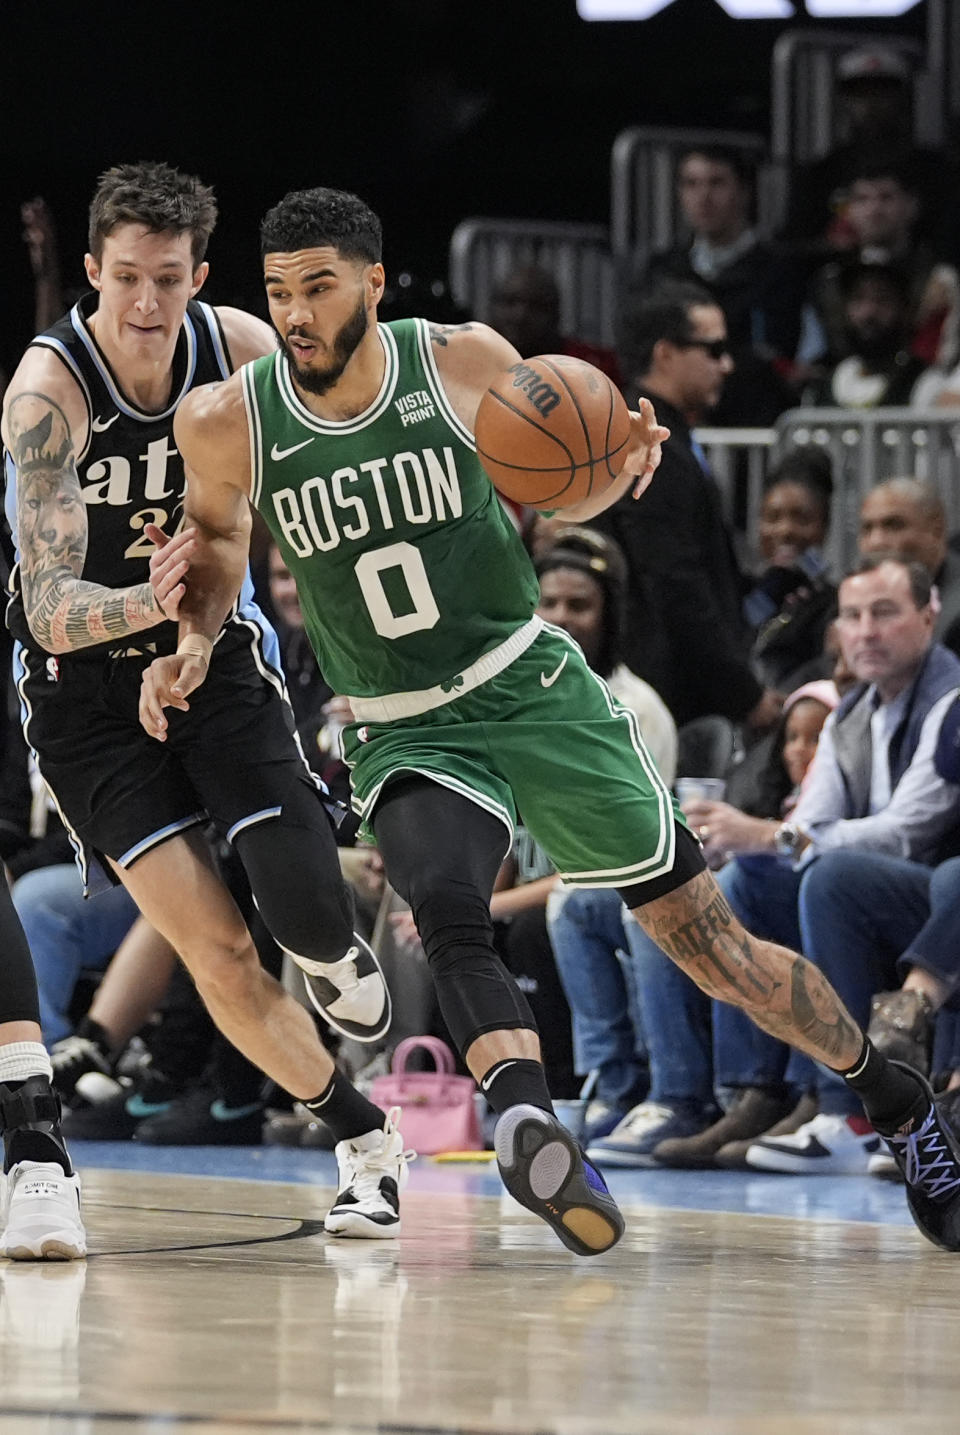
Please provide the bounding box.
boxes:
[279,296,369,396]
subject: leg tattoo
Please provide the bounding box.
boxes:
[634,871,862,1069]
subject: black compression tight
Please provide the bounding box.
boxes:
[0,872,41,1026]
[373,777,538,1055]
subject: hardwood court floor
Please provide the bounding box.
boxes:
[1,1147,958,1435]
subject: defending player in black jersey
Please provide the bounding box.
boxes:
[0,164,411,1247]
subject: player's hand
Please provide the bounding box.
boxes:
[145,522,197,622]
[139,653,209,741]
[620,397,670,500]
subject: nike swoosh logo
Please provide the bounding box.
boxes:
[540,654,568,688]
[91,413,119,432]
[480,1060,518,1092]
[270,438,314,461]
[124,1094,171,1118]
[210,1099,263,1121]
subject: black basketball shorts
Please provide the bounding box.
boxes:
[15,624,329,895]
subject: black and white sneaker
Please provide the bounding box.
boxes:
[495,1103,625,1257]
[294,933,392,1043]
[324,1107,414,1239]
[879,1062,960,1251]
[50,1035,117,1107]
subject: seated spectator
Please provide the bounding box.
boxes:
[858,478,960,658]
[596,282,782,732]
[746,449,837,692]
[720,555,960,1175]
[486,262,620,382]
[805,159,959,370]
[637,144,803,424]
[586,681,836,1169]
[782,45,951,261]
[802,262,934,409]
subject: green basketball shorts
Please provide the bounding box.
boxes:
[342,622,690,892]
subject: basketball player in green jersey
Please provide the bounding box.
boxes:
[141,187,960,1257]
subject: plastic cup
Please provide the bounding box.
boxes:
[675,777,726,805]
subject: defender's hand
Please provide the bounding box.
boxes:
[139,652,208,741]
[618,396,670,501]
[145,522,197,622]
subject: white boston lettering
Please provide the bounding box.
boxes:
[394,452,431,525]
[269,447,465,559]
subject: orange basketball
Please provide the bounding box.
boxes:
[474,354,632,509]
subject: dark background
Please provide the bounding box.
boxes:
[0,0,931,371]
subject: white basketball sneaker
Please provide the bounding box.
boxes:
[0,1161,86,1261]
[294,932,392,1043]
[324,1108,414,1239]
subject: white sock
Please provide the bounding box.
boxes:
[0,1042,53,1086]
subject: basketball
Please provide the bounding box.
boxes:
[474,354,633,509]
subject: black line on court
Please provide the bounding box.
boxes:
[83,1205,328,1257]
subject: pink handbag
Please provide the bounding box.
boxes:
[370,1036,482,1155]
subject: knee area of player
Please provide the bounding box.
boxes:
[409,896,495,960]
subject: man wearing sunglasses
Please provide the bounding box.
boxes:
[596,281,783,733]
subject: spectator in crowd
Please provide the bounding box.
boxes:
[596,282,782,731]
[638,145,803,423]
[805,159,959,370]
[724,555,960,1174]
[587,680,836,1169]
[486,262,620,383]
[782,45,949,259]
[858,478,960,658]
[802,262,935,409]
[746,448,837,693]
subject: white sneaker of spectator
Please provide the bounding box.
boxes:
[744,1112,880,1175]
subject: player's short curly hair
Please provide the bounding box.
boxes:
[88,161,217,268]
[259,188,382,265]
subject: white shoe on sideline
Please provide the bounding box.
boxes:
[324,1108,414,1239]
[0,1161,86,1260]
[745,1113,880,1175]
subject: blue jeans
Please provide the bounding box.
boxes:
[624,856,814,1106]
[798,851,960,1115]
[546,887,647,1106]
[13,864,139,1046]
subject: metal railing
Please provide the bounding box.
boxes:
[695,408,960,577]
[447,217,617,348]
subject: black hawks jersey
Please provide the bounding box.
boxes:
[4,292,233,655]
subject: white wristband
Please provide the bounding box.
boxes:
[177,634,213,665]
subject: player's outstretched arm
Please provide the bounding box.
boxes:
[428,324,668,523]
[139,377,252,740]
[2,363,190,654]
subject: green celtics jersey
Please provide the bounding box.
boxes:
[242,318,539,698]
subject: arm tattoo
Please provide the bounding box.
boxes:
[8,392,159,653]
[428,322,475,348]
[635,869,861,1067]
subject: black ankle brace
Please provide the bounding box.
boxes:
[0,1076,72,1175]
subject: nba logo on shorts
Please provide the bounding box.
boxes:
[357,725,370,744]
[46,657,59,682]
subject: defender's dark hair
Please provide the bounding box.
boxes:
[535,526,629,679]
[619,281,716,382]
[88,161,217,267]
[843,552,933,609]
[259,188,382,265]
